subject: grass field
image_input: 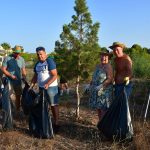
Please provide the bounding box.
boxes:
[0,73,150,150]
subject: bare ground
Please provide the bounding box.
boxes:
[0,80,150,150]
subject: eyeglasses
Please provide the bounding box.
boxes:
[36,47,45,52]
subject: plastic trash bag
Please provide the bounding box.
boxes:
[97,86,133,141]
[21,80,39,115]
[0,77,13,130]
[21,80,54,139]
[29,89,54,139]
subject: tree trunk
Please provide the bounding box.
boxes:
[76,75,80,118]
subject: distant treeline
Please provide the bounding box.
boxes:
[21,43,150,80]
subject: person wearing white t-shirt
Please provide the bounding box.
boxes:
[30,46,59,133]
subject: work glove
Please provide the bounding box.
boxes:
[98,87,104,96]
[29,83,34,90]
[95,84,103,91]
[124,77,130,85]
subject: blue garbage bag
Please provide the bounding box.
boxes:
[97,85,133,141]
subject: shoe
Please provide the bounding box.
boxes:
[53,124,60,134]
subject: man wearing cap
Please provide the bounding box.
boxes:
[1,45,26,112]
[109,42,132,98]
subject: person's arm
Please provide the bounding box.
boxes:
[1,66,17,80]
[30,73,37,88]
[124,56,132,79]
[44,69,57,89]
[103,63,113,88]
[123,57,132,85]
[21,67,26,79]
[21,58,27,79]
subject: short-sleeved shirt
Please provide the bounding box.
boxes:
[2,54,25,82]
[34,58,58,88]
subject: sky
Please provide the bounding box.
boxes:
[0,0,150,53]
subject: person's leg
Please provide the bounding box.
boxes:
[51,105,59,125]
[125,82,133,99]
[60,83,64,96]
[15,94,21,112]
[64,83,69,95]
[12,83,22,112]
[97,109,106,121]
[97,109,101,121]
[46,86,59,125]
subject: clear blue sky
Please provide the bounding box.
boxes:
[0,0,150,53]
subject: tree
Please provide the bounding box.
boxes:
[55,0,100,118]
[1,42,11,55]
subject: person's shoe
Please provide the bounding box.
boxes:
[53,124,60,134]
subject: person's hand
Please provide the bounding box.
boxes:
[29,83,34,90]
[44,83,49,89]
[124,77,130,85]
[98,87,104,96]
[22,76,26,81]
[10,75,17,80]
[95,84,103,91]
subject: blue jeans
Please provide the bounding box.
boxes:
[114,82,133,100]
[46,86,59,106]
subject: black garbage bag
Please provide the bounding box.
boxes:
[0,89,2,109]
[1,77,13,130]
[97,86,133,141]
[29,89,54,139]
[21,80,54,138]
[21,80,39,115]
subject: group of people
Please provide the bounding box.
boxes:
[0,46,59,134]
[89,42,132,121]
[0,41,133,139]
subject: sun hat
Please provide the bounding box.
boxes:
[109,42,126,50]
[13,45,22,53]
[100,49,113,58]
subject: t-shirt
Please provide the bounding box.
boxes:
[2,54,25,81]
[34,58,58,87]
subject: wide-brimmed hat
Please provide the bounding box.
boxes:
[109,42,126,50]
[13,45,22,53]
[100,50,113,58]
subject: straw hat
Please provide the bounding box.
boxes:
[109,42,126,50]
[100,50,113,58]
[13,45,22,53]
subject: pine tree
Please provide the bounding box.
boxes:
[55,0,100,118]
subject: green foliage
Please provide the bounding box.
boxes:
[1,42,11,50]
[21,53,38,68]
[54,0,100,82]
[21,53,37,61]
[132,52,150,78]
[124,44,150,79]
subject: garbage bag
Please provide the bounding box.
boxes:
[21,80,39,115]
[29,89,54,139]
[1,77,13,130]
[97,86,133,141]
[0,90,2,109]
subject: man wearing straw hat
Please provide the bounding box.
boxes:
[1,45,26,113]
[109,42,132,98]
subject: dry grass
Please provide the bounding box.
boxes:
[0,77,150,149]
